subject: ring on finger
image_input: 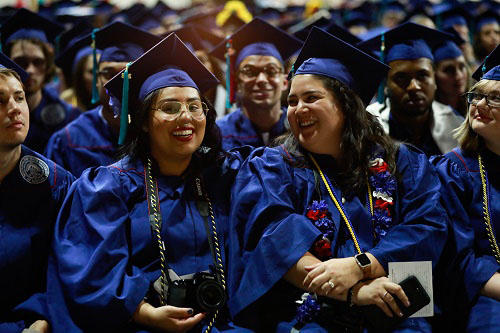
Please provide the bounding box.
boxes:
[328,281,335,289]
[383,291,389,298]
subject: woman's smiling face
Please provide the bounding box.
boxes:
[287,74,345,158]
[147,86,206,163]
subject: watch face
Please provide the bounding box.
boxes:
[356,253,371,266]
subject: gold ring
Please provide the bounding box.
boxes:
[383,291,389,298]
[328,281,335,289]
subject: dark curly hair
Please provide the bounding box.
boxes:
[117,89,223,165]
[274,74,398,196]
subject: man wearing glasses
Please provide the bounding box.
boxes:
[1,9,81,154]
[211,18,303,150]
[44,22,160,177]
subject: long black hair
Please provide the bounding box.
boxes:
[117,88,223,166]
[275,74,398,196]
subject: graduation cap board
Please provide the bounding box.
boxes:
[89,21,162,104]
[168,25,211,52]
[357,22,455,64]
[104,33,219,145]
[1,8,64,49]
[0,51,29,83]
[292,26,389,106]
[472,44,500,81]
[210,17,303,66]
[432,27,465,64]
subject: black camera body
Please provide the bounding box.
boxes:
[149,271,226,314]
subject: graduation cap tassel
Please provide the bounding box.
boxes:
[482,55,489,78]
[225,39,233,111]
[91,28,100,105]
[118,62,132,146]
[377,33,386,104]
[54,34,61,57]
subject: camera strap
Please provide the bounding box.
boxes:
[144,158,227,307]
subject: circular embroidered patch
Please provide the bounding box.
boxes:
[19,155,49,184]
[40,103,66,126]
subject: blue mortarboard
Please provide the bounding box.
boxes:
[472,44,500,81]
[1,8,64,47]
[432,3,471,30]
[292,26,389,106]
[343,10,372,28]
[93,22,161,63]
[210,17,303,67]
[57,19,93,56]
[182,8,220,31]
[482,65,500,81]
[357,22,454,63]
[473,9,499,33]
[104,33,219,144]
[168,25,211,52]
[432,27,464,63]
[88,22,161,104]
[55,32,96,82]
[0,51,29,83]
[289,15,330,39]
[380,0,406,14]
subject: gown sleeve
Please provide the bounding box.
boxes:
[47,166,150,331]
[431,154,499,302]
[368,144,449,271]
[227,147,322,319]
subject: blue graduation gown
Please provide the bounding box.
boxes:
[216,107,288,150]
[431,148,500,331]
[0,146,75,332]
[24,87,81,154]
[228,144,448,331]
[47,150,253,332]
[44,106,118,177]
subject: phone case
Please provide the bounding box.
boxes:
[360,275,431,332]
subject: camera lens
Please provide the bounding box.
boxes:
[196,280,225,311]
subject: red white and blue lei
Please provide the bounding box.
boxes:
[296,153,396,325]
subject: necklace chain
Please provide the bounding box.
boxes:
[478,154,500,265]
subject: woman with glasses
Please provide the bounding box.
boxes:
[46,34,251,332]
[431,51,500,331]
[227,27,449,332]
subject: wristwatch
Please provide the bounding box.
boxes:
[354,253,371,280]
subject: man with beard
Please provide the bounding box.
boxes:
[0,52,74,332]
[44,22,160,177]
[210,18,302,150]
[360,22,464,157]
[1,8,81,154]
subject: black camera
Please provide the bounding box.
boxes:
[148,271,226,313]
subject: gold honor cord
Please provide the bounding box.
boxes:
[309,153,362,254]
[478,154,500,265]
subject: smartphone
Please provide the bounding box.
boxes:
[361,275,431,332]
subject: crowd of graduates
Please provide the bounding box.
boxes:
[0,0,499,332]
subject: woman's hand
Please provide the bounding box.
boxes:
[303,257,363,296]
[132,300,206,332]
[353,277,410,318]
[28,320,49,333]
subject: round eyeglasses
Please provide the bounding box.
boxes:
[465,92,500,108]
[152,101,208,121]
[238,65,283,80]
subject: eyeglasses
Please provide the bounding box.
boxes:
[464,92,500,107]
[238,65,283,80]
[152,101,208,121]
[12,56,46,70]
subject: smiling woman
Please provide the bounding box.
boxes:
[431,47,500,331]
[45,33,252,333]
[227,27,450,332]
